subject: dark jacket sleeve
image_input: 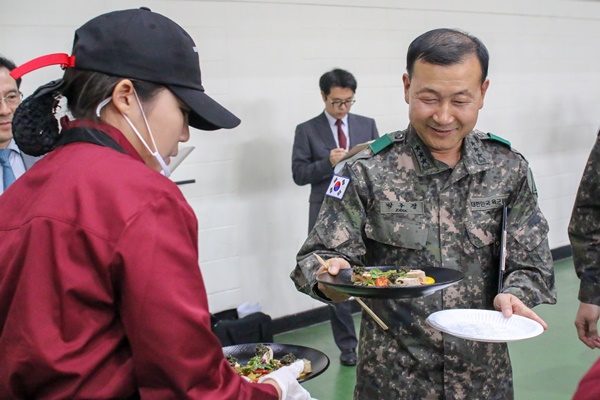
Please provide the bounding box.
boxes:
[291,121,335,187]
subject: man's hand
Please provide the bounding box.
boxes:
[315,257,351,302]
[575,302,600,349]
[329,148,347,166]
[493,293,547,329]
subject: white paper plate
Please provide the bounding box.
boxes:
[426,309,544,343]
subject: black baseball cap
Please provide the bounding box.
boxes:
[12,7,240,131]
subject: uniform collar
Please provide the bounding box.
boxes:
[460,132,493,175]
[407,126,492,177]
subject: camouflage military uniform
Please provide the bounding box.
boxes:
[291,126,556,400]
[569,131,600,305]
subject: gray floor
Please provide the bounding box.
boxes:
[275,258,598,399]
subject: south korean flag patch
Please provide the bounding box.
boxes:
[326,174,350,200]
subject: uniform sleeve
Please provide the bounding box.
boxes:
[502,163,556,308]
[569,134,600,305]
[112,194,278,400]
[291,123,335,186]
[291,165,369,300]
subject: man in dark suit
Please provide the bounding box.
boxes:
[291,68,379,366]
[0,56,37,194]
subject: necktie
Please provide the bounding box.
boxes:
[0,149,16,191]
[336,119,347,150]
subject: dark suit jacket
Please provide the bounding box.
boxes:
[292,112,379,228]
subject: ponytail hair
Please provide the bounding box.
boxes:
[12,69,163,156]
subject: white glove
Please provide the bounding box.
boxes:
[258,360,314,400]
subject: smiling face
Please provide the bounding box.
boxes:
[403,55,489,166]
[0,67,20,149]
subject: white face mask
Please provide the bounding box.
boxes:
[96,90,171,177]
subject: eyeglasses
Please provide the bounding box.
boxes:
[0,92,23,107]
[328,98,356,108]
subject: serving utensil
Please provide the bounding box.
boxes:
[313,253,388,330]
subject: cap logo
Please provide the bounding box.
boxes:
[193,47,198,53]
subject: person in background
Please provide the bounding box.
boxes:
[569,130,600,400]
[569,130,600,349]
[0,56,37,194]
[292,68,379,366]
[291,28,555,399]
[0,8,312,400]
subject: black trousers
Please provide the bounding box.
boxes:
[309,201,358,352]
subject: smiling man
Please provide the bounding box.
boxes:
[291,29,556,399]
[0,56,37,194]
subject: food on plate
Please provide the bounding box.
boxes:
[226,344,312,382]
[351,266,435,287]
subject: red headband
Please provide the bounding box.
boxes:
[10,53,76,80]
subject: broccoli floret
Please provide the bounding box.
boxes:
[255,343,270,358]
[387,272,401,282]
[280,353,297,366]
[353,265,366,275]
[226,354,238,367]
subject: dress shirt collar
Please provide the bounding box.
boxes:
[323,110,348,128]
[6,139,21,154]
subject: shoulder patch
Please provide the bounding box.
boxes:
[369,131,404,155]
[325,174,350,200]
[487,132,511,148]
[369,134,393,155]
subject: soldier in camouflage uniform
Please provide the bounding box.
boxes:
[569,131,600,349]
[291,28,556,400]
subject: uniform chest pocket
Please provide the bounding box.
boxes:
[465,209,501,248]
[364,211,428,250]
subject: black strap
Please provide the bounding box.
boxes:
[54,127,127,154]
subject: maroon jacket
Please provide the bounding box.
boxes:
[0,121,277,400]
[574,357,600,400]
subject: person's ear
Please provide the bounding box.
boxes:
[402,73,411,104]
[111,79,136,115]
[321,91,328,103]
[479,78,490,109]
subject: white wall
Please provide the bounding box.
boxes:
[2,0,599,319]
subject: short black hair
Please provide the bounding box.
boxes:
[319,68,357,96]
[0,55,21,89]
[406,28,489,84]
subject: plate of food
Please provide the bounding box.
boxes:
[426,309,544,342]
[316,266,464,299]
[222,342,330,383]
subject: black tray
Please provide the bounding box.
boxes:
[317,266,464,299]
[222,342,330,383]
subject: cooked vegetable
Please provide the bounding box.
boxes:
[228,344,311,383]
[226,354,238,367]
[351,267,433,287]
[255,343,270,358]
[280,353,297,366]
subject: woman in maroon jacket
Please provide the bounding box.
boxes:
[0,8,311,400]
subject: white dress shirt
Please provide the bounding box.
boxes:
[0,139,26,195]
